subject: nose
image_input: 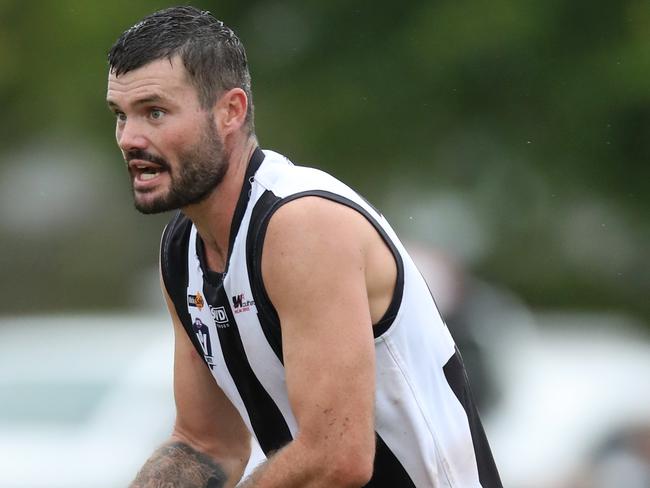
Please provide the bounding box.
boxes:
[116,119,149,153]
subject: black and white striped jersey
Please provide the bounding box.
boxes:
[160,148,502,487]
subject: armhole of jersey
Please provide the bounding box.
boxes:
[247,190,405,350]
[160,211,207,362]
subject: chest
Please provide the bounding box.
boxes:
[185,226,259,368]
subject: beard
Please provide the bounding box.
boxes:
[128,116,228,214]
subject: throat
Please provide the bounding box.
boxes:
[199,236,228,274]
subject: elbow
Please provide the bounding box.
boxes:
[297,424,376,486]
[331,463,373,487]
[326,443,375,487]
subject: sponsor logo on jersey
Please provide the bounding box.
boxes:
[192,317,214,369]
[210,306,230,329]
[232,293,255,313]
[187,291,205,310]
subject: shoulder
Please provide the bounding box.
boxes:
[250,152,365,247]
[267,196,369,240]
[261,197,373,330]
[262,196,373,280]
[256,150,350,199]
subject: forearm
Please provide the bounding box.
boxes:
[130,440,229,488]
[238,442,310,488]
[238,438,367,488]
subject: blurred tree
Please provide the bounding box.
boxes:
[0,0,647,322]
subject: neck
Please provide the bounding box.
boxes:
[182,136,258,272]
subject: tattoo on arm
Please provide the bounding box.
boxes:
[130,441,227,488]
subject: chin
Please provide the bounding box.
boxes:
[134,204,167,215]
[133,191,175,215]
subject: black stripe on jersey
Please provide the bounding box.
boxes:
[202,281,293,456]
[246,190,285,363]
[364,434,416,487]
[160,211,207,360]
[443,349,503,488]
[246,190,405,347]
[224,147,265,272]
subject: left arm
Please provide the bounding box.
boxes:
[240,197,378,487]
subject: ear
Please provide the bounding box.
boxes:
[213,88,248,136]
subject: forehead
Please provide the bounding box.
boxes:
[106,56,196,106]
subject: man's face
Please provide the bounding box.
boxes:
[106,56,228,214]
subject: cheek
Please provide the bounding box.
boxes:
[163,129,188,150]
[160,123,205,158]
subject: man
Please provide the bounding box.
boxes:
[106,6,502,487]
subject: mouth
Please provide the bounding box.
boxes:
[128,160,169,190]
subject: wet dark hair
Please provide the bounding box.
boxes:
[108,6,254,132]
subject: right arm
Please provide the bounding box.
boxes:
[130,278,251,488]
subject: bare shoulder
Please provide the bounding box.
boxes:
[262,196,369,306]
[262,195,397,327]
[264,196,373,256]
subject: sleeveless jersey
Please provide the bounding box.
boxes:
[160,148,502,487]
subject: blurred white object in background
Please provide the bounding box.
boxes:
[0,315,264,488]
[0,315,175,488]
[1,310,648,488]
[488,312,650,488]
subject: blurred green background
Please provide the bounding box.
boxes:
[0,0,648,323]
[1,2,650,487]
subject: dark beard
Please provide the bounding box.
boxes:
[131,116,228,214]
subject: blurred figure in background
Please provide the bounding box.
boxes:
[567,424,650,488]
[407,242,499,411]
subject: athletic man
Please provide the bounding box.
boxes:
[106,6,502,487]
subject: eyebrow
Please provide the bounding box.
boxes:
[106,94,166,110]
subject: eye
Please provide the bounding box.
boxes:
[115,111,127,123]
[150,109,165,120]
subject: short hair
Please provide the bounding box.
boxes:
[108,6,254,132]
